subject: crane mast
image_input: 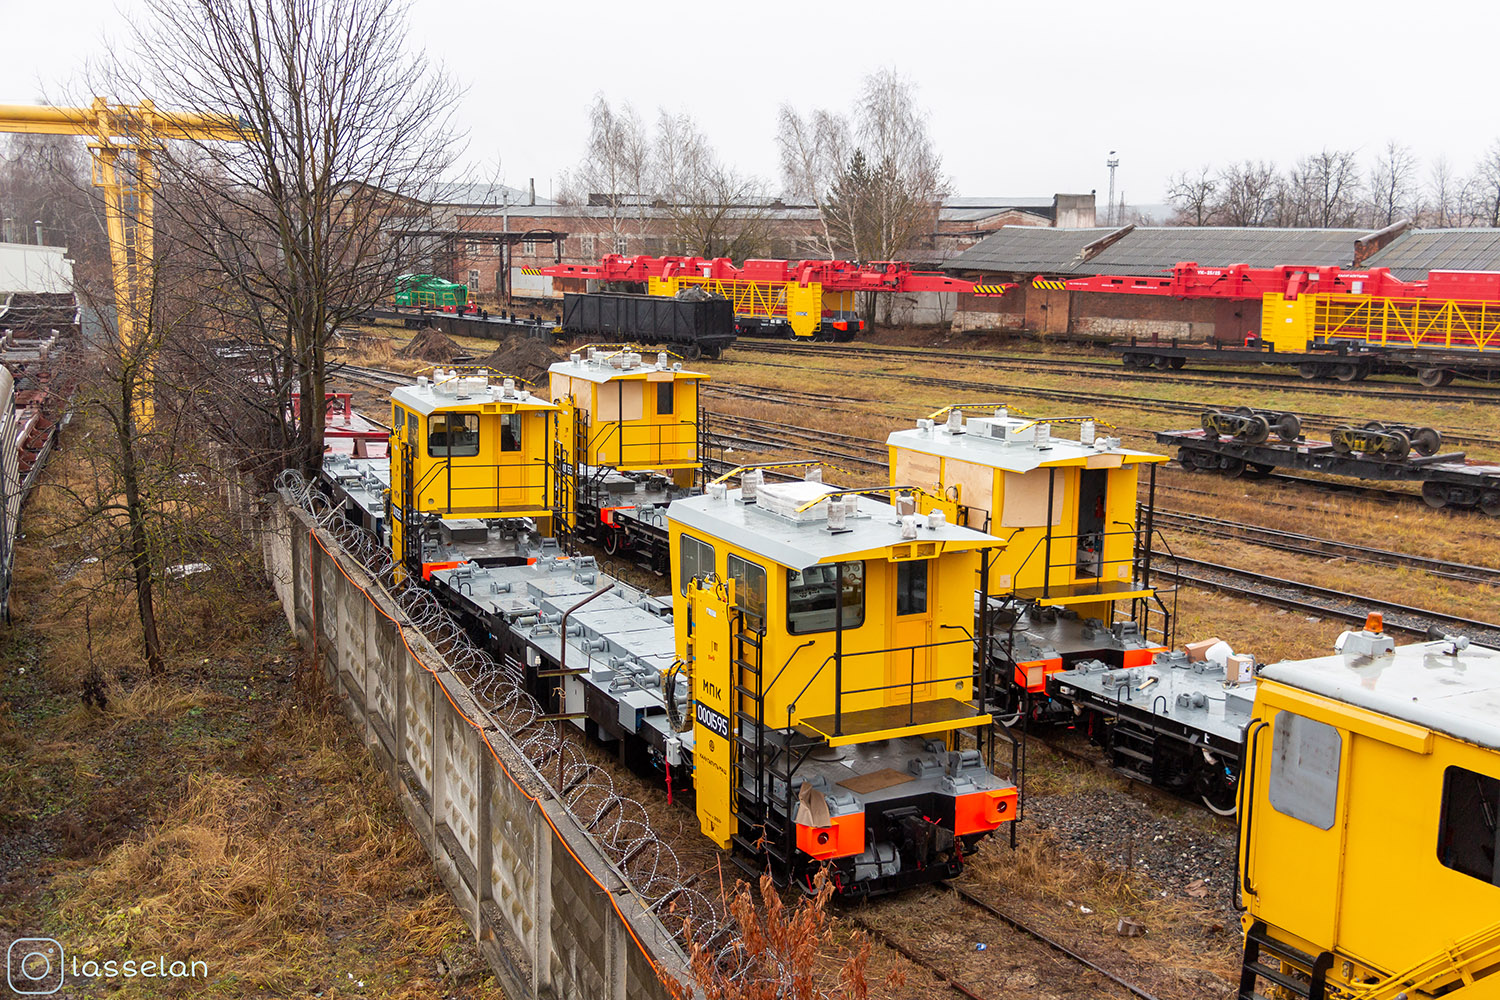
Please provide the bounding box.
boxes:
[0,98,248,425]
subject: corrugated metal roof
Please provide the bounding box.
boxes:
[939,207,1052,223]
[1084,227,1370,275]
[945,225,1372,277]
[421,181,557,207]
[1359,229,1500,280]
[946,196,1056,209]
[944,226,1115,274]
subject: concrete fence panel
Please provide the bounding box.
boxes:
[263,503,688,999]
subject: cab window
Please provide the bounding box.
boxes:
[679,535,715,596]
[393,405,405,434]
[1267,711,1341,830]
[787,561,865,634]
[726,555,766,626]
[500,413,522,452]
[428,413,479,457]
[896,560,929,616]
[657,381,674,415]
[1437,766,1500,887]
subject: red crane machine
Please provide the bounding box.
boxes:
[538,254,1012,341]
[1065,261,1500,385]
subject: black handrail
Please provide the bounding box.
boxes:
[785,635,985,734]
[1238,718,1269,905]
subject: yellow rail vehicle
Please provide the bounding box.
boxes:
[547,347,705,484]
[546,348,708,568]
[670,475,1017,892]
[887,407,1171,707]
[1238,625,1500,999]
[389,369,559,574]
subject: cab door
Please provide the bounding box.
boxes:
[887,560,934,704]
[1243,703,1348,950]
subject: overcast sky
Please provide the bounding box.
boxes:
[3,0,1490,210]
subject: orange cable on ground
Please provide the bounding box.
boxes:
[303,526,672,978]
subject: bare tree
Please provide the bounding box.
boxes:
[1215,160,1278,227]
[1293,149,1363,227]
[850,69,949,264]
[1366,140,1419,227]
[1165,166,1218,226]
[1425,155,1458,227]
[102,0,463,478]
[774,104,849,258]
[654,111,772,259]
[557,95,652,254]
[0,134,104,262]
[1470,139,1500,227]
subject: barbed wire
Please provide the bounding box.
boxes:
[274,471,744,971]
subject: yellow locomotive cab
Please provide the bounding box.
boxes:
[388,369,559,573]
[548,346,705,484]
[668,472,1017,890]
[888,407,1168,614]
[1239,626,1500,999]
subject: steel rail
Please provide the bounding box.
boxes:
[728,340,1500,407]
[1151,509,1500,585]
[714,356,1500,449]
[941,883,1166,1000]
[1155,555,1500,639]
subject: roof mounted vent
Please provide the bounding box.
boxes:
[946,409,964,435]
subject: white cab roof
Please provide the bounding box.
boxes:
[668,482,1000,570]
[1260,639,1500,751]
[549,350,706,385]
[391,370,555,417]
[888,412,1165,474]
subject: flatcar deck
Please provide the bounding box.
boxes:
[1158,427,1500,514]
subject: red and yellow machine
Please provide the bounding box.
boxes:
[541,254,1011,341]
[1066,261,1500,384]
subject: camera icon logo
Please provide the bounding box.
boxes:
[7,938,64,995]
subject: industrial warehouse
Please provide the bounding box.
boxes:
[1,5,1498,1000]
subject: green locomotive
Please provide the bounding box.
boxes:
[393,273,469,311]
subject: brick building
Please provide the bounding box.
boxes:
[398,183,1096,305]
[942,224,1425,341]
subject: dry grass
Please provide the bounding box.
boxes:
[1,417,503,998]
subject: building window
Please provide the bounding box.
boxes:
[656,381,674,415]
[1267,711,1342,830]
[787,562,865,635]
[522,239,537,255]
[468,269,479,287]
[896,560,929,616]
[726,555,767,626]
[427,413,480,458]
[614,236,629,256]
[679,534,715,596]
[465,241,478,256]
[1437,766,1500,887]
[500,413,522,452]
[580,234,596,259]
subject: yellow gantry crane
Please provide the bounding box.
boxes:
[0,98,248,425]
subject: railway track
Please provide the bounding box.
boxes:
[848,882,1164,1000]
[715,355,1500,451]
[1151,509,1500,585]
[336,361,1498,642]
[729,340,1500,406]
[1153,554,1500,643]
